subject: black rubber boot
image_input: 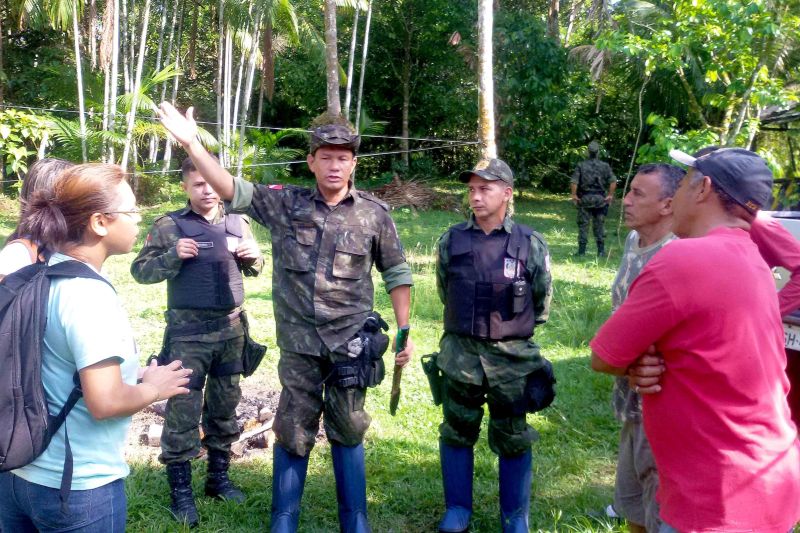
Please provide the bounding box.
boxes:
[205,450,246,503]
[597,240,605,257]
[166,461,199,528]
[574,242,587,256]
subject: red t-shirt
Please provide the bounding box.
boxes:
[591,227,800,533]
[749,213,800,316]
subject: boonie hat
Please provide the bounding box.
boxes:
[459,158,514,186]
[310,124,360,154]
[669,147,773,213]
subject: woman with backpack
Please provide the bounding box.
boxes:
[0,163,193,532]
[0,158,74,280]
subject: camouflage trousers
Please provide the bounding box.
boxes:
[159,335,244,464]
[577,205,607,248]
[439,375,536,457]
[273,348,371,457]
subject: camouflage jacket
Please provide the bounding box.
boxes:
[435,216,552,386]
[130,203,263,338]
[228,179,413,356]
[571,158,615,207]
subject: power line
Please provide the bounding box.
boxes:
[0,102,477,144]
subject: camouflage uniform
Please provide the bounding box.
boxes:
[130,203,264,463]
[436,215,552,457]
[571,148,616,253]
[227,179,412,457]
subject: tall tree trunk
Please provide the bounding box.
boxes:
[0,0,5,105]
[547,0,560,44]
[88,0,97,69]
[122,0,131,93]
[354,1,372,132]
[477,0,496,159]
[148,0,170,162]
[324,0,341,117]
[121,0,152,170]
[73,2,88,162]
[400,12,411,168]
[161,0,185,173]
[565,0,580,45]
[187,0,198,79]
[107,0,121,162]
[160,0,180,103]
[343,6,359,120]
[232,12,252,160]
[728,52,768,144]
[237,8,263,176]
[256,18,273,128]
[216,0,224,157]
[223,27,233,166]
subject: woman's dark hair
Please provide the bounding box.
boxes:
[20,163,127,251]
[6,158,74,243]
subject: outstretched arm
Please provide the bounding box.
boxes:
[157,102,235,200]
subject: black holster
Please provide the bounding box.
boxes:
[420,353,444,406]
[524,358,556,413]
[240,311,266,378]
[328,312,390,389]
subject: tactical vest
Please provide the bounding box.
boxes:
[166,210,245,310]
[443,223,536,341]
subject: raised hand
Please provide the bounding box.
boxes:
[157,102,198,148]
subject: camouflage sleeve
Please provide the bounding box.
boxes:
[238,216,264,277]
[130,216,184,284]
[227,178,292,231]
[570,163,581,185]
[435,231,450,305]
[381,262,413,292]
[605,162,616,184]
[374,211,408,273]
[527,231,552,325]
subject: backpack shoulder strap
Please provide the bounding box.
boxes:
[45,260,114,291]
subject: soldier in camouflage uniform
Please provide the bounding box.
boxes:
[130,157,264,527]
[434,158,552,533]
[155,102,414,533]
[570,141,617,256]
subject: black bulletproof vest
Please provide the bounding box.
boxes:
[443,222,536,341]
[166,210,245,310]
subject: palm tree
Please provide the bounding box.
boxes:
[324,0,340,116]
[477,0,496,158]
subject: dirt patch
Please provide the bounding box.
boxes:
[126,383,326,463]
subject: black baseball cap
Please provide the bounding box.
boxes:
[459,158,514,186]
[310,124,360,154]
[669,147,773,213]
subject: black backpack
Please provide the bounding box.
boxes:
[0,260,112,510]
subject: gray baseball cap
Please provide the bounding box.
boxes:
[459,158,514,186]
[669,147,773,213]
[309,124,360,154]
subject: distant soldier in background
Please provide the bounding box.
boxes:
[570,141,617,256]
[131,157,264,527]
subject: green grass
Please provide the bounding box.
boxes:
[0,186,629,532]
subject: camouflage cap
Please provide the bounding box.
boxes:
[588,141,600,153]
[458,158,514,186]
[309,124,360,154]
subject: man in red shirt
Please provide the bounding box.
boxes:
[591,147,800,533]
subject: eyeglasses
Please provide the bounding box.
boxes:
[104,208,142,219]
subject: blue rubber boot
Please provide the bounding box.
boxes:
[331,443,371,533]
[270,445,309,533]
[438,442,473,533]
[499,449,532,533]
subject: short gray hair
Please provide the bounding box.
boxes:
[636,163,685,199]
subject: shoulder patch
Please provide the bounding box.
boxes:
[268,184,283,190]
[357,191,389,211]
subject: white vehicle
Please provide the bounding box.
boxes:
[765,211,800,350]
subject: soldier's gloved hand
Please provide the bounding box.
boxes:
[627,345,665,394]
[393,336,415,368]
[235,239,260,261]
[175,238,199,259]
[157,102,199,148]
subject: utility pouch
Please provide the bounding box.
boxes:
[241,311,267,378]
[330,311,390,389]
[525,358,557,413]
[421,353,444,406]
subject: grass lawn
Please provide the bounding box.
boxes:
[0,182,631,532]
